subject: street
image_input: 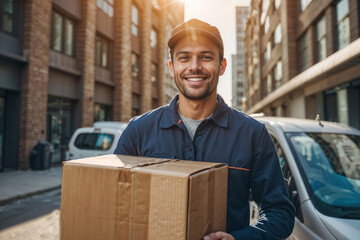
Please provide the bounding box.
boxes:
[0,189,61,240]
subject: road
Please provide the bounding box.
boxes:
[0,189,61,240]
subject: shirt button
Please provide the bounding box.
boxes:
[198,132,202,136]
[188,146,192,151]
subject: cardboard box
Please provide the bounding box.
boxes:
[60,154,228,240]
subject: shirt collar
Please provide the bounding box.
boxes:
[160,94,229,129]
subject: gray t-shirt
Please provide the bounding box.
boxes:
[178,112,210,140]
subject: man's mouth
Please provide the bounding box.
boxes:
[184,76,207,82]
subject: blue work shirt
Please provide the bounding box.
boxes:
[114,94,295,239]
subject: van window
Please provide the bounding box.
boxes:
[74,133,114,150]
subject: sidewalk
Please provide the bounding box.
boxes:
[0,166,62,206]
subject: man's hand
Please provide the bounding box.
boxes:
[203,231,235,240]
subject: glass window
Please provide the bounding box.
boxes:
[1,0,14,33]
[298,32,308,72]
[64,18,74,56]
[151,28,157,48]
[53,12,63,52]
[51,11,75,56]
[94,103,112,122]
[275,0,281,9]
[287,132,360,218]
[266,74,272,96]
[151,63,158,88]
[274,23,282,45]
[131,53,140,81]
[97,0,114,17]
[315,16,326,62]
[265,41,271,63]
[261,0,269,24]
[336,0,350,50]
[95,35,110,68]
[74,133,114,150]
[131,5,139,36]
[274,60,282,88]
[132,93,140,117]
[300,0,312,12]
[264,16,270,33]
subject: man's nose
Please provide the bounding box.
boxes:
[189,58,202,71]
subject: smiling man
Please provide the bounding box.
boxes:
[114,19,295,240]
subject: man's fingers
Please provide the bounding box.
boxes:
[203,231,235,240]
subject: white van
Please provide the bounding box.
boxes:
[65,121,127,161]
[250,116,360,240]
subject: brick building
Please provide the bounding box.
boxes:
[232,6,249,111]
[0,0,183,170]
[245,0,360,129]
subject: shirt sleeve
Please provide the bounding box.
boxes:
[230,124,295,240]
[113,120,138,156]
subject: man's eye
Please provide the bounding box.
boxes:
[200,56,212,61]
[178,56,189,61]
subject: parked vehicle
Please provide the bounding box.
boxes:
[251,116,360,240]
[65,121,127,161]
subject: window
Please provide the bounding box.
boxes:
[298,32,308,72]
[95,35,109,68]
[151,28,157,48]
[131,53,140,81]
[264,16,270,33]
[94,103,112,122]
[74,133,114,150]
[315,16,326,62]
[264,41,271,63]
[151,63,158,88]
[300,0,312,12]
[275,0,281,9]
[131,5,139,36]
[335,0,350,50]
[266,74,272,96]
[51,11,75,56]
[274,60,282,88]
[132,93,140,117]
[261,0,269,24]
[1,0,15,34]
[97,0,114,17]
[273,23,282,45]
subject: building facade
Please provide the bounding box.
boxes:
[245,0,360,129]
[232,6,249,111]
[0,0,183,170]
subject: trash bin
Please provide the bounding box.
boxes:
[30,141,52,170]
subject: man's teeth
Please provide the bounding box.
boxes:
[187,77,205,82]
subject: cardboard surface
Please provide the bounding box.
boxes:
[60,154,228,240]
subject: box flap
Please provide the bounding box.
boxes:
[135,160,227,177]
[64,154,173,169]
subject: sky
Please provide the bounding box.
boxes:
[184,0,250,105]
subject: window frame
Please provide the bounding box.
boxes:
[95,35,110,68]
[335,0,350,50]
[131,4,139,37]
[314,15,327,62]
[50,10,75,57]
[0,0,18,35]
[298,31,309,73]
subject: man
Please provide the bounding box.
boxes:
[114,19,295,240]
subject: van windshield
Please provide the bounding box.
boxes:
[287,132,360,219]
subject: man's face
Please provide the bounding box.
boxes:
[169,35,227,101]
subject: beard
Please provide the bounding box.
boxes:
[174,70,219,100]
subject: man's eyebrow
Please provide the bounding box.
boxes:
[175,50,216,56]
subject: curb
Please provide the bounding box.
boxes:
[0,185,61,206]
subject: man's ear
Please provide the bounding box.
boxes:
[168,60,174,77]
[219,58,227,76]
